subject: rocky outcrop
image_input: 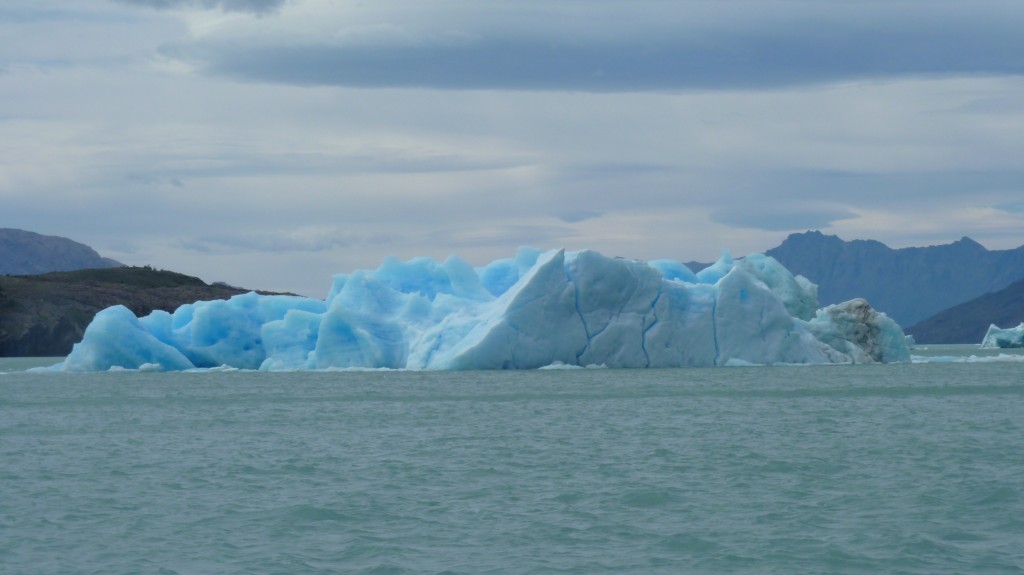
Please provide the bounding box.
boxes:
[806,298,909,363]
[0,267,278,357]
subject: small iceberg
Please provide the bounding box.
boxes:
[981,323,1024,349]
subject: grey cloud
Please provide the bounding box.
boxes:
[951,97,1024,115]
[126,173,186,188]
[122,151,528,181]
[710,205,858,232]
[181,230,393,254]
[556,163,676,179]
[996,201,1024,214]
[558,211,602,224]
[112,0,284,14]
[170,7,1024,91]
[691,170,1024,210]
[703,169,1024,232]
[523,168,972,225]
[423,225,578,249]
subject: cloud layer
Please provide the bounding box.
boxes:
[114,0,285,14]
[1,0,1022,296]
[165,1,1024,91]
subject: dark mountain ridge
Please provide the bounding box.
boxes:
[905,279,1024,344]
[765,231,1024,327]
[1,228,122,274]
[0,267,280,357]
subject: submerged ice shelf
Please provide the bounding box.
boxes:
[58,248,910,372]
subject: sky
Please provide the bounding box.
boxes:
[2,0,1023,298]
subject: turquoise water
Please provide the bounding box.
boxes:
[3,347,1024,574]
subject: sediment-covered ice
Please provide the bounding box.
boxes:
[58,248,911,372]
[980,323,1024,349]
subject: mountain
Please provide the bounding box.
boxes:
[904,279,1024,344]
[0,228,122,275]
[0,267,279,357]
[764,231,1024,328]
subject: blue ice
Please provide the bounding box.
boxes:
[58,248,911,371]
[981,323,1024,349]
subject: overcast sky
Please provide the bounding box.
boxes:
[3,0,1023,297]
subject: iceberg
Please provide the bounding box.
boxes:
[980,323,1024,349]
[57,248,911,372]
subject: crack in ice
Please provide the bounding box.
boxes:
[641,285,662,368]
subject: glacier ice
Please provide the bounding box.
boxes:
[980,323,1024,349]
[57,248,911,372]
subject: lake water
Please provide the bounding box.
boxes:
[3,346,1024,574]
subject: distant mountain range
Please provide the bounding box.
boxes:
[763,231,1024,330]
[904,279,1024,345]
[1,228,122,274]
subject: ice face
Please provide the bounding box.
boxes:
[981,323,1024,349]
[58,248,911,371]
[805,299,912,363]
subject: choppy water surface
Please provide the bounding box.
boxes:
[3,347,1024,574]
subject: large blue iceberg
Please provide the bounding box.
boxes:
[980,323,1024,349]
[58,248,910,371]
